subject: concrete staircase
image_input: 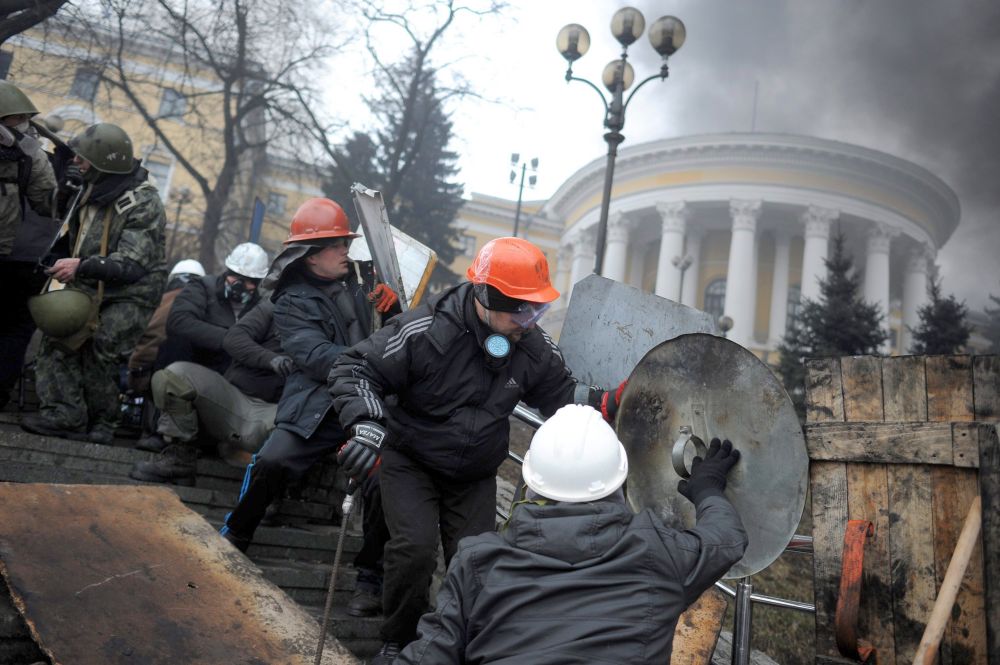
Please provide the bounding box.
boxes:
[0,411,382,661]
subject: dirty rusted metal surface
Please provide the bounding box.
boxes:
[618,333,808,579]
[0,483,358,665]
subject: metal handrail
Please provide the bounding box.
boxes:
[713,580,816,613]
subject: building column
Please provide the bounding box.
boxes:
[567,228,595,302]
[768,230,792,346]
[864,223,896,352]
[602,212,630,283]
[800,205,838,302]
[681,230,702,307]
[724,199,762,348]
[553,243,573,306]
[900,244,933,353]
[654,201,689,301]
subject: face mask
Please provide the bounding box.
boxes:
[225,279,254,305]
[14,120,29,133]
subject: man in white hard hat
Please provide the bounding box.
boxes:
[396,404,748,664]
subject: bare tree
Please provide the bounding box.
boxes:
[0,0,68,45]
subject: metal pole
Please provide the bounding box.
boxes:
[731,576,754,665]
[593,130,623,275]
[513,162,526,237]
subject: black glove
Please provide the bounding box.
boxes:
[63,163,83,187]
[677,438,740,505]
[269,355,295,377]
[337,421,387,480]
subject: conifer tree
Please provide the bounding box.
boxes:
[778,233,888,416]
[985,290,1000,353]
[909,276,972,354]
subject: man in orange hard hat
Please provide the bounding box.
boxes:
[329,237,626,663]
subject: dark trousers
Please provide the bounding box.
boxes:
[222,420,390,574]
[0,261,46,404]
[379,447,497,644]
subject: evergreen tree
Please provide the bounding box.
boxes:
[777,233,888,416]
[985,290,1000,353]
[325,56,464,277]
[909,276,972,354]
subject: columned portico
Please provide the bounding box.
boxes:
[864,223,896,351]
[602,212,630,283]
[724,199,762,348]
[768,231,792,346]
[681,231,701,307]
[567,229,595,300]
[901,246,932,352]
[800,206,838,302]
[553,244,573,304]
[654,201,689,301]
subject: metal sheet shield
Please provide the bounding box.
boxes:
[0,483,358,665]
[617,333,808,579]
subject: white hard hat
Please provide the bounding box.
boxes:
[168,258,206,280]
[224,242,269,279]
[522,404,629,503]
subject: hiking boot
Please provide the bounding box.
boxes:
[87,429,114,445]
[20,413,85,440]
[135,433,169,453]
[346,587,381,617]
[370,641,401,665]
[222,530,251,553]
[129,444,197,486]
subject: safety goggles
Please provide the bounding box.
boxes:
[326,237,352,249]
[509,301,551,327]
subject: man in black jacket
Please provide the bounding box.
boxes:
[396,405,748,664]
[328,237,626,664]
[220,197,399,617]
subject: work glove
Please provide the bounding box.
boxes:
[677,438,741,505]
[337,421,387,481]
[269,355,296,377]
[368,283,399,314]
[600,379,628,423]
[63,163,83,187]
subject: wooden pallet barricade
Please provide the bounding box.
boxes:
[806,355,999,665]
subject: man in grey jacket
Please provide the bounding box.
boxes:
[396,404,748,665]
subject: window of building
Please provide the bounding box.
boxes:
[461,234,477,257]
[703,278,726,319]
[266,192,287,217]
[786,285,802,332]
[144,160,172,201]
[69,68,100,102]
[0,51,12,80]
[157,88,187,119]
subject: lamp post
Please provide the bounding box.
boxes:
[557,8,686,275]
[166,186,193,260]
[671,252,693,302]
[509,153,538,237]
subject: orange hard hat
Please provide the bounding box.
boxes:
[284,198,360,244]
[466,237,559,303]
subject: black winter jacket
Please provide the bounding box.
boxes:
[397,495,748,664]
[165,273,258,374]
[329,283,578,482]
[222,298,285,402]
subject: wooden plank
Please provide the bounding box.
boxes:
[882,356,927,422]
[926,355,974,422]
[972,355,1000,421]
[841,356,884,422]
[810,461,850,658]
[952,423,980,469]
[931,466,988,664]
[670,586,728,665]
[979,424,1000,661]
[887,464,937,664]
[806,422,954,465]
[806,358,845,424]
[845,463,895,665]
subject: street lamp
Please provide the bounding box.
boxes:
[671,252,693,302]
[557,8,686,275]
[509,153,538,237]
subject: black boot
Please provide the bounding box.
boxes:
[20,413,85,440]
[370,641,401,665]
[129,443,197,486]
[136,432,169,453]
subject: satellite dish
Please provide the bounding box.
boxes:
[617,333,808,579]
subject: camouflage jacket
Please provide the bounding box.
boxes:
[68,174,167,307]
[0,137,56,255]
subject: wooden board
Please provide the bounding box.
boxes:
[806,422,954,465]
[806,358,845,424]
[979,425,1000,660]
[670,587,728,665]
[887,465,937,664]
[840,356,883,422]
[882,356,927,422]
[845,463,895,665]
[931,466,988,664]
[952,423,980,469]
[973,355,1000,421]
[810,461,850,658]
[926,355,974,422]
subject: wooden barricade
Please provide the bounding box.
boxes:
[805,355,1000,665]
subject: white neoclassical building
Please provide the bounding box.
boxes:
[454,133,960,357]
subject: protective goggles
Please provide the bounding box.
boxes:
[509,301,551,327]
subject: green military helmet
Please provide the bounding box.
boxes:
[68,122,134,174]
[28,289,94,338]
[0,80,40,119]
